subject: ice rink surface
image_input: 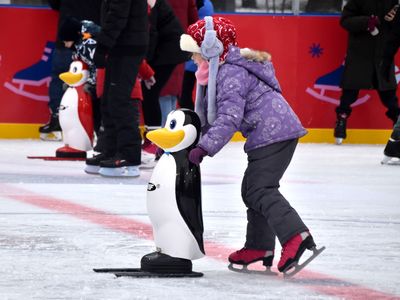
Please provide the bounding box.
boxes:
[0,139,399,300]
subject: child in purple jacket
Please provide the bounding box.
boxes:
[180,16,324,276]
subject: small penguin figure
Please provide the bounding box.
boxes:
[56,60,93,158]
[143,109,204,275]
[93,109,205,278]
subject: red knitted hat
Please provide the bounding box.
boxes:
[181,16,237,62]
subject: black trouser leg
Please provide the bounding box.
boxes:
[241,139,308,247]
[335,89,360,116]
[377,89,400,124]
[141,64,176,127]
[179,70,196,110]
[101,55,143,165]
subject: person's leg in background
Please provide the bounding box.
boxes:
[98,54,143,177]
[141,64,176,128]
[179,70,196,110]
[334,89,359,144]
[377,89,400,164]
[40,47,73,140]
[377,89,400,124]
[382,115,400,164]
[159,94,177,127]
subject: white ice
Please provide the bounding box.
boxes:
[0,139,399,300]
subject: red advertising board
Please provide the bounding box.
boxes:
[0,8,396,131]
[225,14,396,130]
[0,6,58,123]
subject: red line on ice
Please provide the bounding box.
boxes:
[1,184,398,300]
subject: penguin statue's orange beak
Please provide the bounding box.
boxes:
[59,72,83,86]
[146,128,185,150]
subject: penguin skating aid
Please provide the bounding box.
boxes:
[94,109,205,278]
[28,60,94,161]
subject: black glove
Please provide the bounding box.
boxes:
[93,45,108,69]
[380,59,392,82]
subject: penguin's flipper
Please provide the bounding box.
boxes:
[174,152,205,254]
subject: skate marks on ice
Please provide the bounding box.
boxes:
[1,184,399,299]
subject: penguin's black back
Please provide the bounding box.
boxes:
[173,150,204,254]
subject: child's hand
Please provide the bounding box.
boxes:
[189,147,208,165]
[367,15,379,31]
[144,76,156,89]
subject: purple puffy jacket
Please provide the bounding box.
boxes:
[197,46,307,156]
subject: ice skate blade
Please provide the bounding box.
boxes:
[99,166,140,177]
[94,268,203,278]
[334,138,343,145]
[228,263,277,276]
[381,156,400,165]
[283,246,326,279]
[84,165,100,175]
[40,132,62,141]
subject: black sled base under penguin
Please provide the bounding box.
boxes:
[93,252,203,278]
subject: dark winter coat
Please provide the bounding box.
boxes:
[96,0,148,56]
[198,46,307,156]
[382,10,400,67]
[147,0,189,66]
[48,0,102,47]
[340,0,398,90]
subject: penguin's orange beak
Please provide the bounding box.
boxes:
[59,72,83,86]
[146,128,185,150]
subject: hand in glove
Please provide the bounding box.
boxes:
[189,147,208,165]
[367,15,379,35]
[144,76,156,90]
[93,45,108,69]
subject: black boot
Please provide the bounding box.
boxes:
[39,113,61,133]
[84,152,113,174]
[334,113,348,144]
[39,113,62,141]
[383,139,400,161]
[140,252,192,274]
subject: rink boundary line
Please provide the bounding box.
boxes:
[0,123,392,144]
[1,183,399,300]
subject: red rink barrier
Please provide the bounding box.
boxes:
[0,7,397,131]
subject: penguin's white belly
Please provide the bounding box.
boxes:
[147,154,204,260]
[59,88,91,151]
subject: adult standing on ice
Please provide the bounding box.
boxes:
[90,0,149,177]
[180,16,324,277]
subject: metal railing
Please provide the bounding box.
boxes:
[215,0,344,15]
[0,0,344,15]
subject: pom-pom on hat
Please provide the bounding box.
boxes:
[59,16,81,42]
